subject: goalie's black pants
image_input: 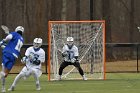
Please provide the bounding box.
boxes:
[59,61,84,76]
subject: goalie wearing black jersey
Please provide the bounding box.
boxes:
[58,37,87,80]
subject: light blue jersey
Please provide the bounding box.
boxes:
[62,44,79,62]
[3,32,24,57]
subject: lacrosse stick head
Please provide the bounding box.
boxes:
[1,25,9,34]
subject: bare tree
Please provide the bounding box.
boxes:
[61,0,66,20]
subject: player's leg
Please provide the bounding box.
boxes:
[0,65,12,92]
[58,62,69,80]
[8,73,24,91]
[0,64,6,93]
[8,66,27,91]
[0,53,15,92]
[73,62,87,80]
[32,69,42,90]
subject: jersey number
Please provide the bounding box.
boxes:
[15,39,23,52]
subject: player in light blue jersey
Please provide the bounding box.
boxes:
[58,37,87,81]
[8,38,45,91]
[0,26,24,92]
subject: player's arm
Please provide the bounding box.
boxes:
[39,50,45,63]
[22,53,40,65]
[4,34,13,42]
[71,46,79,63]
[62,51,68,57]
[21,47,31,63]
[21,56,28,64]
[62,45,68,57]
[0,34,13,49]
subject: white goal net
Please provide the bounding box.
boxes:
[48,21,105,80]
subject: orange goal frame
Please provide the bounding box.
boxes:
[47,20,106,81]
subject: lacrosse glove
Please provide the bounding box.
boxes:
[71,58,75,63]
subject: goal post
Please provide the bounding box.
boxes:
[48,20,106,81]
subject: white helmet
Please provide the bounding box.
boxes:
[33,38,42,49]
[15,26,24,33]
[67,37,74,42]
[67,37,74,46]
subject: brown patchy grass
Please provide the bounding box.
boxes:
[0,65,47,73]
[106,60,140,72]
[0,60,139,73]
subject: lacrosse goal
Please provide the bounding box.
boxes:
[48,20,106,81]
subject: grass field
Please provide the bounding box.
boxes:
[1,73,140,93]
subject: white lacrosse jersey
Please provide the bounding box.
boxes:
[62,44,79,61]
[25,46,45,69]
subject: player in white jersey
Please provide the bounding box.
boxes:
[0,26,24,92]
[58,37,87,80]
[8,38,45,91]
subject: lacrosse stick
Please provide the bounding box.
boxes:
[1,25,9,34]
[0,25,9,49]
[137,27,140,32]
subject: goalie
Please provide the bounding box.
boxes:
[8,38,45,91]
[58,37,87,80]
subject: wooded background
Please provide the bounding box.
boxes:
[0,0,140,72]
[0,0,140,44]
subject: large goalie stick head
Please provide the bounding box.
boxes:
[1,25,9,34]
